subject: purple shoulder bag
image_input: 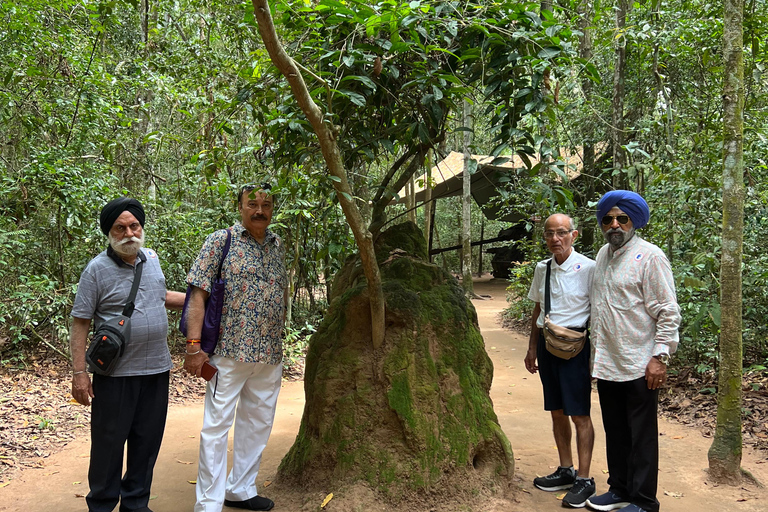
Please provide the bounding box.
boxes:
[180,228,232,354]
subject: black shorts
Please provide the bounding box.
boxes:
[537,332,592,416]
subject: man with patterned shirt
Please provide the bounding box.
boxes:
[586,191,681,512]
[525,213,597,508]
[184,183,286,512]
[70,197,185,512]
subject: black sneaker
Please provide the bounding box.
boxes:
[562,477,596,508]
[533,466,577,491]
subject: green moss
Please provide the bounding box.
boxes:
[387,372,416,430]
[374,221,429,262]
[278,221,513,496]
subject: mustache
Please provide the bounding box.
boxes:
[115,236,142,245]
[605,228,625,236]
[251,215,269,221]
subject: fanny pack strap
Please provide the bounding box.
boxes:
[545,259,552,316]
[121,258,144,318]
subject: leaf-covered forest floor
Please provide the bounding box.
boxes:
[0,351,306,485]
[1,339,766,487]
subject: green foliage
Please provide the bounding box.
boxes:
[2,0,767,375]
[502,261,537,324]
[283,321,315,368]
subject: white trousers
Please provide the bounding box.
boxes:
[194,355,282,512]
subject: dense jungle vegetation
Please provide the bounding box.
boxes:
[1,0,766,382]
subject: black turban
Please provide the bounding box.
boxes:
[100,197,145,235]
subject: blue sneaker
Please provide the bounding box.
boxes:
[616,505,648,512]
[586,492,630,511]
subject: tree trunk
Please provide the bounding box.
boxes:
[251,0,385,349]
[578,0,596,250]
[461,99,474,295]
[708,0,744,484]
[477,219,484,278]
[424,153,433,261]
[407,174,417,223]
[611,0,629,189]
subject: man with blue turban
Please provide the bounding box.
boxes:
[587,190,681,512]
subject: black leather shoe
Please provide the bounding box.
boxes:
[224,496,274,511]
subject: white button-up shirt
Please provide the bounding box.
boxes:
[528,250,595,329]
[590,235,681,381]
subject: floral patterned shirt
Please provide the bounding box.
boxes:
[590,235,681,381]
[186,222,286,365]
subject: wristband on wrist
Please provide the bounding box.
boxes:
[73,370,86,375]
[186,349,201,355]
[186,339,201,344]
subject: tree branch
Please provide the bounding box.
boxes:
[251,0,386,349]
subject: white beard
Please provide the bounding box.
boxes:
[109,230,145,258]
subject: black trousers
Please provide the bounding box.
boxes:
[86,371,169,512]
[597,377,660,512]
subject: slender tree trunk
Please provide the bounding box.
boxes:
[477,219,484,278]
[251,0,385,349]
[286,218,300,328]
[424,153,433,257]
[141,0,149,46]
[708,0,745,484]
[428,193,436,263]
[578,0,596,249]
[407,175,417,223]
[461,99,474,295]
[612,0,628,189]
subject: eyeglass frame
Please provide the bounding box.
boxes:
[543,229,574,239]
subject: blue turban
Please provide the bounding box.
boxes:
[596,190,650,229]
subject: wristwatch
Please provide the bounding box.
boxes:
[653,353,670,365]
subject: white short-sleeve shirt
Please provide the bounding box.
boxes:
[528,250,595,329]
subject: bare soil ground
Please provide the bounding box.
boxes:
[1,276,767,511]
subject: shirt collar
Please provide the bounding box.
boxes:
[106,245,147,268]
[233,222,277,245]
[551,250,578,271]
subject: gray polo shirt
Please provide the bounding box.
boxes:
[71,247,172,377]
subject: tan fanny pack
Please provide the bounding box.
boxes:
[543,259,588,360]
[543,314,587,360]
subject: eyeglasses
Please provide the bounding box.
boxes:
[112,222,141,234]
[601,214,630,226]
[543,230,572,239]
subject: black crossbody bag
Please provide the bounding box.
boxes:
[86,258,143,375]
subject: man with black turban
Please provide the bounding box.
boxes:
[586,190,681,512]
[70,197,185,512]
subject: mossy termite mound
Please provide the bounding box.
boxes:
[278,222,513,500]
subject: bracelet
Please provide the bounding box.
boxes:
[186,349,201,355]
[186,339,201,344]
[73,370,86,375]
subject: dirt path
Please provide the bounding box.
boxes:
[1,277,766,511]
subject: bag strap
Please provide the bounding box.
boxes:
[544,259,552,316]
[216,228,232,280]
[121,257,144,318]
